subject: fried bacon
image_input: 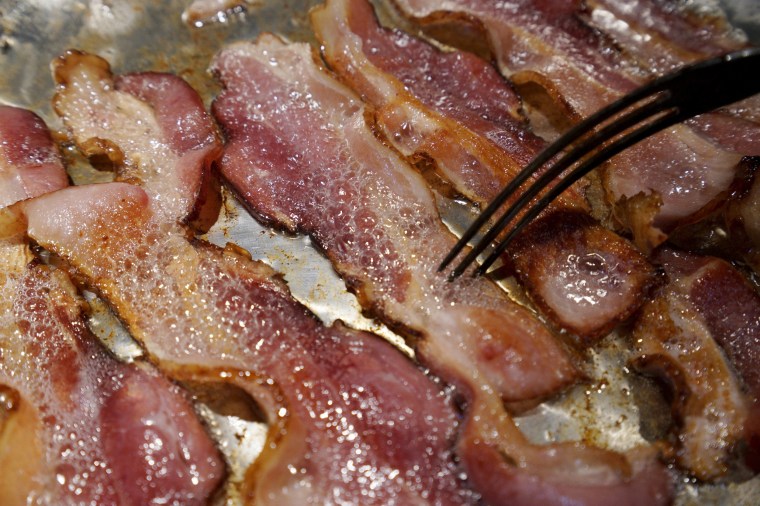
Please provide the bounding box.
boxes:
[0,107,223,505]
[212,34,579,402]
[35,50,476,504]
[632,248,760,479]
[52,51,222,233]
[0,106,70,208]
[390,0,749,250]
[587,0,747,72]
[312,0,656,342]
[211,35,673,505]
[585,0,760,156]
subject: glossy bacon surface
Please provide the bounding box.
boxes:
[509,211,656,341]
[632,248,760,479]
[391,0,748,249]
[0,108,223,505]
[212,34,578,403]
[52,51,222,233]
[211,35,673,506]
[0,262,225,505]
[587,0,747,73]
[0,106,69,208]
[38,51,474,505]
[586,0,760,156]
[312,0,655,342]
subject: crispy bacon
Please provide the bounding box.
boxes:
[211,35,673,505]
[390,0,749,250]
[38,51,476,505]
[632,248,760,479]
[0,109,223,505]
[312,0,656,342]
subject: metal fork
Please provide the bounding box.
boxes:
[440,47,760,279]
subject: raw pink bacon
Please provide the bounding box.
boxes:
[34,51,476,505]
[211,35,673,506]
[312,0,656,342]
[632,248,760,479]
[391,0,749,250]
[0,107,223,505]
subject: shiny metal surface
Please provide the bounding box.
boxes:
[1,0,758,504]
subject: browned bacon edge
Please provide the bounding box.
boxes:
[52,50,223,234]
[311,0,657,343]
[210,34,673,506]
[0,106,224,504]
[39,50,477,504]
[389,0,753,254]
[632,247,760,479]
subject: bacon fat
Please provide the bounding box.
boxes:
[632,248,760,479]
[0,107,224,505]
[390,0,751,251]
[211,34,672,506]
[36,51,476,505]
[312,0,656,343]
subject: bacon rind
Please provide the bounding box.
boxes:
[41,51,475,505]
[312,0,656,343]
[211,34,673,506]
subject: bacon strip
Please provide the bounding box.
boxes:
[0,108,223,505]
[52,51,223,233]
[632,248,760,479]
[390,0,747,250]
[211,35,673,505]
[726,162,760,273]
[312,0,655,342]
[0,106,70,208]
[586,0,760,154]
[36,51,475,504]
[587,0,746,72]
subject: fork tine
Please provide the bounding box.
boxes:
[437,73,669,274]
[444,47,760,280]
[475,107,685,276]
[446,92,675,279]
